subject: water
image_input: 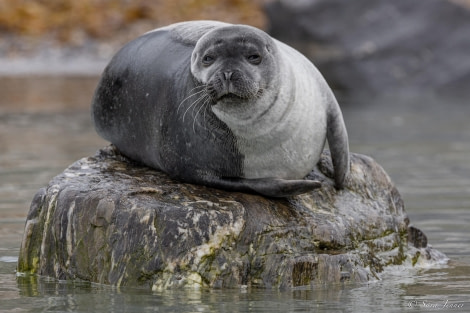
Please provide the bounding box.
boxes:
[1,77,469,312]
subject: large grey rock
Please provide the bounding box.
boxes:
[266,0,470,95]
[18,146,446,289]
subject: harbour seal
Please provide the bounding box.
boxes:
[92,21,350,197]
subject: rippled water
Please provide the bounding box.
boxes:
[0,77,469,312]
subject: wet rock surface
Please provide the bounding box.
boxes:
[266,0,470,96]
[18,145,446,289]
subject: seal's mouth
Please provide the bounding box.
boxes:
[208,88,248,104]
[217,93,245,102]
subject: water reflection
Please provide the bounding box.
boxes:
[7,269,469,313]
[0,77,469,312]
[0,76,99,113]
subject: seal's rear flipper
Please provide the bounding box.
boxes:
[206,177,321,198]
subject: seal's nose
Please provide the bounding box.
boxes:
[223,71,233,81]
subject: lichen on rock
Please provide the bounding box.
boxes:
[17,145,447,289]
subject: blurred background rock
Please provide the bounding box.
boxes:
[266,0,470,97]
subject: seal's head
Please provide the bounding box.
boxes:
[191,25,279,106]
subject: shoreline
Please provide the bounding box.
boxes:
[0,56,108,77]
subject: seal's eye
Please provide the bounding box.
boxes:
[202,55,215,66]
[247,54,262,65]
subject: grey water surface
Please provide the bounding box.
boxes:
[0,77,469,312]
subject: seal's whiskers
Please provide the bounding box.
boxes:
[176,85,206,114]
[192,96,211,133]
[182,91,209,123]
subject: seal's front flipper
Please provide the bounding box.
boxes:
[206,177,321,197]
[325,91,350,189]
